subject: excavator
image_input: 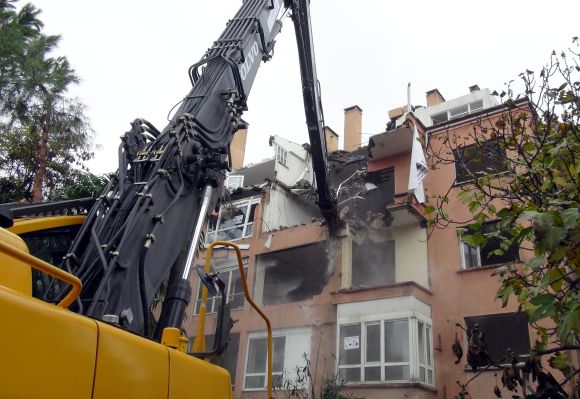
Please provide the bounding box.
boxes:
[0,0,336,398]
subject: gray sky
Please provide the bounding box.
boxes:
[31,0,579,174]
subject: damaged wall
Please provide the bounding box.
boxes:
[255,242,330,306]
[271,135,314,188]
[261,185,320,233]
[341,223,429,290]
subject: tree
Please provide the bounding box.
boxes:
[426,42,579,398]
[0,0,94,202]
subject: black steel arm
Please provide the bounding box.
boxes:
[286,0,337,233]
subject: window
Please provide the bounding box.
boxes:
[244,328,310,390]
[352,240,395,287]
[431,111,448,125]
[464,312,530,368]
[206,196,260,243]
[20,225,81,302]
[431,100,486,126]
[194,257,248,315]
[276,146,288,167]
[454,140,508,184]
[337,317,433,385]
[225,175,244,190]
[459,222,519,269]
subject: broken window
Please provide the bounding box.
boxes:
[206,196,259,243]
[464,312,530,368]
[225,175,244,190]
[454,140,508,184]
[258,243,329,306]
[351,239,395,287]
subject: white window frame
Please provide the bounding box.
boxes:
[336,316,434,386]
[431,99,486,125]
[459,237,482,270]
[243,327,311,391]
[276,145,288,167]
[417,320,434,385]
[193,257,249,315]
[206,196,260,244]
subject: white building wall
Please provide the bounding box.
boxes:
[272,135,313,188]
[261,185,320,232]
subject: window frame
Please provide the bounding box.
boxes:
[193,257,249,315]
[336,316,434,386]
[225,175,244,190]
[458,222,519,270]
[276,145,288,167]
[431,99,486,126]
[206,196,260,244]
[243,328,311,391]
[453,140,509,185]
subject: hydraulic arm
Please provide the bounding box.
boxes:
[51,0,335,338]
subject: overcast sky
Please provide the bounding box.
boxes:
[31,0,579,175]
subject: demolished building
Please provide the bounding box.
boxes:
[184,86,536,399]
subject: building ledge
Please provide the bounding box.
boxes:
[344,382,437,393]
[332,281,432,305]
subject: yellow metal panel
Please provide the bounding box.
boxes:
[93,322,170,399]
[0,228,32,295]
[168,350,232,399]
[8,215,86,235]
[0,286,98,399]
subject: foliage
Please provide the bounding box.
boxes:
[427,41,579,398]
[49,170,108,201]
[0,0,94,202]
[280,354,353,399]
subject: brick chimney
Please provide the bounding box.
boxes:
[426,89,445,107]
[230,127,248,170]
[343,105,362,151]
[324,126,339,153]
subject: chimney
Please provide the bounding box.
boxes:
[425,89,445,107]
[469,84,480,92]
[230,127,248,170]
[343,105,362,151]
[324,126,339,153]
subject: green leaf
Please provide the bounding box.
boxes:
[526,256,546,270]
[560,208,578,229]
[543,227,567,251]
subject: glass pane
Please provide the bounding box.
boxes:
[432,112,448,124]
[339,368,360,383]
[469,100,484,111]
[462,241,480,269]
[384,365,410,381]
[230,292,244,309]
[339,324,361,365]
[449,104,468,117]
[245,375,264,389]
[273,336,286,373]
[273,373,284,388]
[418,321,426,364]
[419,366,426,382]
[244,223,253,238]
[364,367,381,381]
[366,324,381,362]
[247,338,267,373]
[427,369,433,385]
[248,203,258,223]
[384,320,409,362]
[218,227,243,241]
[426,326,432,365]
[219,204,248,231]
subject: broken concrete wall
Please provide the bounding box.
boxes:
[255,242,330,306]
[261,185,320,233]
